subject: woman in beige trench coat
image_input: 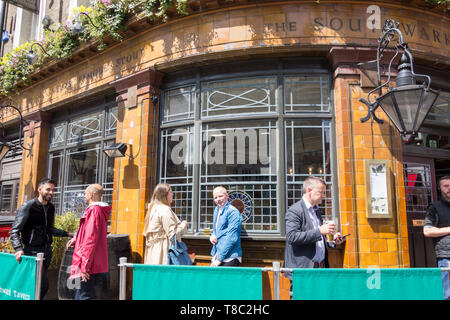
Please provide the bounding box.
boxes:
[143,183,189,265]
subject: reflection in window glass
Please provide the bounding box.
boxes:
[285,120,332,215]
[101,142,115,206]
[285,75,329,112]
[160,127,194,229]
[105,106,118,136]
[428,90,449,125]
[50,123,66,148]
[200,121,278,232]
[0,184,13,212]
[202,121,276,182]
[48,103,117,215]
[49,152,62,212]
[163,86,195,123]
[67,145,98,186]
[67,111,103,145]
[160,72,333,235]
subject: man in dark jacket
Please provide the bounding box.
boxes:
[10,178,73,299]
[284,176,344,299]
[424,175,450,300]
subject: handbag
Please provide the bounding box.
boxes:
[168,235,192,265]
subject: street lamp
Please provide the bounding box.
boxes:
[360,19,440,142]
[103,143,128,158]
[0,103,34,161]
[71,12,100,35]
[41,15,54,31]
[26,42,48,65]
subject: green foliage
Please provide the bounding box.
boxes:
[0,42,37,96]
[142,0,188,22]
[0,0,190,97]
[44,26,82,59]
[49,212,80,271]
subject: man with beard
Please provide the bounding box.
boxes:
[10,178,74,299]
[424,176,450,300]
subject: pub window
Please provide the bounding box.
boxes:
[285,119,333,216]
[160,126,194,229]
[160,69,334,236]
[0,139,22,216]
[47,102,118,216]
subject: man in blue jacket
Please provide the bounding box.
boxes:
[209,186,242,267]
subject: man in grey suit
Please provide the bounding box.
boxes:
[284,176,344,298]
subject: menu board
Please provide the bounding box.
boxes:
[365,160,393,218]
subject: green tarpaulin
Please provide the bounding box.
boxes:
[292,268,444,300]
[0,252,36,300]
[132,265,263,300]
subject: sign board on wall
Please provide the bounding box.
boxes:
[365,160,394,219]
[6,0,39,13]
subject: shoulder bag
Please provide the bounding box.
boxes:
[168,235,192,265]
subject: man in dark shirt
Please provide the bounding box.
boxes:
[10,178,73,299]
[424,175,450,300]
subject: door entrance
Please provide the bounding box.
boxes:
[403,157,437,267]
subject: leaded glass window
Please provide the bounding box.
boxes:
[200,121,278,232]
[162,86,196,123]
[202,77,277,118]
[160,70,334,237]
[285,119,333,215]
[67,111,103,145]
[0,138,22,215]
[159,127,194,228]
[50,123,66,148]
[285,75,330,112]
[48,102,117,216]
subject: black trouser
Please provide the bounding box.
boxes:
[221,259,241,266]
[23,245,52,300]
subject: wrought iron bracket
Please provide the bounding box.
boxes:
[359,98,384,124]
[0,103,34,152]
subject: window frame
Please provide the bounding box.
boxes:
[47,100,118,215]
[159,63,337,238]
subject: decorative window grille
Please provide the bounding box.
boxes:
[160,72,334,236]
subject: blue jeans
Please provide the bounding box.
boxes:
[438,258,450,300]
[75,273,106,300]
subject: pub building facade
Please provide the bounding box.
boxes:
[0,0,449,299]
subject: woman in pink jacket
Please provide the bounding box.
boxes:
[67,184,111,300]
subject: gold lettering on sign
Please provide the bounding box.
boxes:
[114,48,145,68]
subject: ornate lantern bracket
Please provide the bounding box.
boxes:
[360,19,440,141]
[0,103,34,160]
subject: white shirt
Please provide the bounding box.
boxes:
[302,195,325,263]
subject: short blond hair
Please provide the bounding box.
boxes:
[213,186,227,195]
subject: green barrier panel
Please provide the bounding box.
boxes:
[292,268,444,300]
[132,265,263,300]
[0,253,36,300]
